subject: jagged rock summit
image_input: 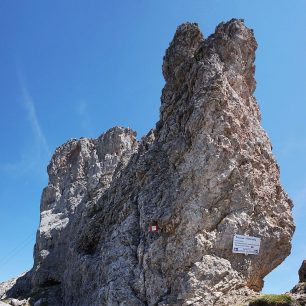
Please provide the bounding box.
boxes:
[0,19,295,306]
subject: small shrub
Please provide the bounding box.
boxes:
[249,294,293,306]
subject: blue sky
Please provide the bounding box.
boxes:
[0,0,305,294]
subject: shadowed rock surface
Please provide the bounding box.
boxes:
[299,261,306,283]
[0,19,295,306]
[288,261,306,305]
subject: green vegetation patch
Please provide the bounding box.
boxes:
[249,294,293,306]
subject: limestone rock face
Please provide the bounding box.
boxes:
[32,126,138,290]
[0,19,294,306]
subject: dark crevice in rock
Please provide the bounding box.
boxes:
[39,279,61,288]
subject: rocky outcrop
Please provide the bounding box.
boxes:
[299,261,306,283]
[290,283,306,306]
[32,126,138,290]
[289,261,306,305]
[0,19,295,306]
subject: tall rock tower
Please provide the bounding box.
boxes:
[0,19,294,306]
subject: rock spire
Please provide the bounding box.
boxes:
[0,19,294,306]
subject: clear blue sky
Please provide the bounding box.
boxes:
[0,0,305,294]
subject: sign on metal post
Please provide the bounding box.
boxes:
[232,234,261,255]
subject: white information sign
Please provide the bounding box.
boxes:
[232,234,261,255]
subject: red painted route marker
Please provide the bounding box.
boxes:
[149,225,158,232]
